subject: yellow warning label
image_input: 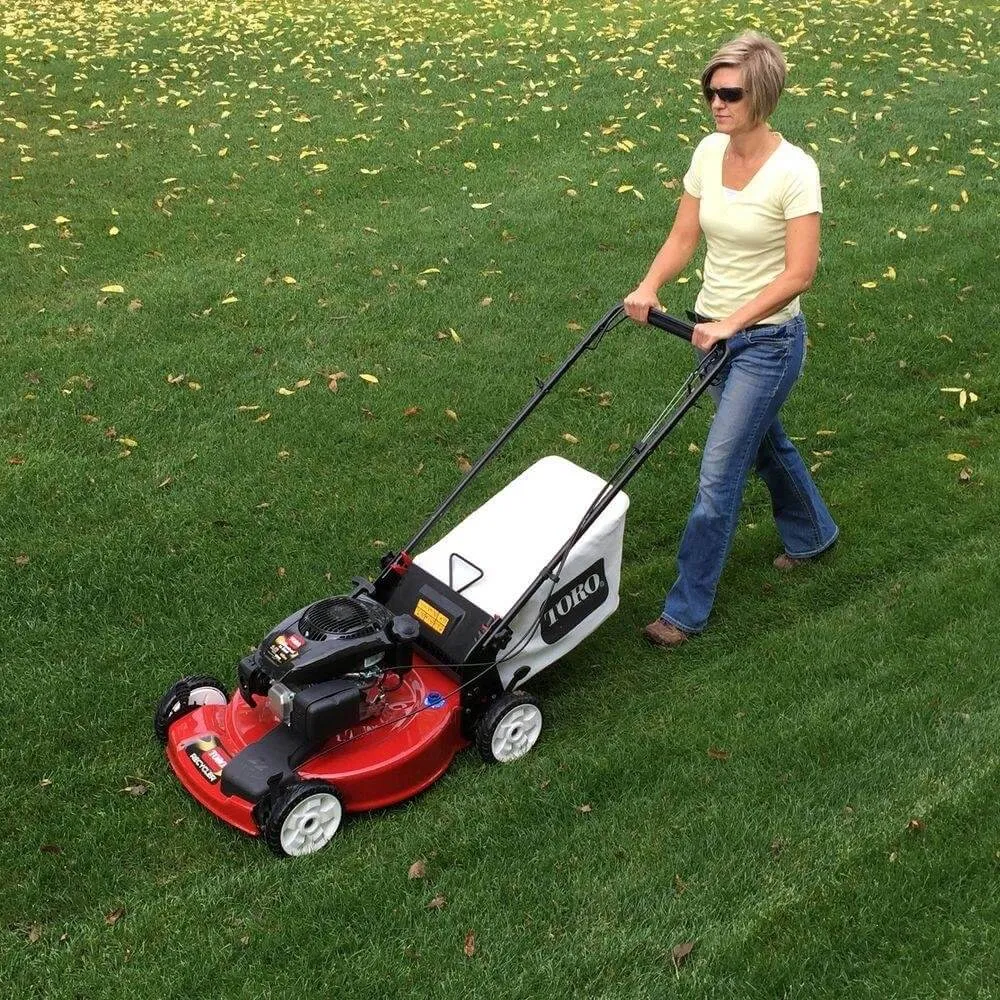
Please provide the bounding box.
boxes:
[414,599,450,635]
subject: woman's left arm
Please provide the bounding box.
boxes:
[691,213,821,350]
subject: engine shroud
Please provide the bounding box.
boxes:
[239,594,414,699]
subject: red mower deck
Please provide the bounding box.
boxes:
[164,658,465,836]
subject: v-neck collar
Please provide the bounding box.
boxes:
[720,133,784,193]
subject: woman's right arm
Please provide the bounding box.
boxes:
[623,192,702,323]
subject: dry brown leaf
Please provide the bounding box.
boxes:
[575,803,592,814]
[707,747,730,762]
[408,859,427,880]
[463,931,476,957]
[426,894,446,910]
[14,554,30,567]
[104,908,125,927]
[456,455,472,473]
[403,406,421,418]
[671,941,695,968]
[28,924,43,944]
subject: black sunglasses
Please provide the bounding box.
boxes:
[703,86,745,103]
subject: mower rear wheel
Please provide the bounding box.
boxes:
[153,675,228,745]
[476,691,543,764]
[262,780,344,857]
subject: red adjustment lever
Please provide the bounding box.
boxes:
[391,551,413,575]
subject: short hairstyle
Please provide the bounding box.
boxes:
[701,31,787,124]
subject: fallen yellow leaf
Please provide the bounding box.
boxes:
[359,374,379,384]
[101,284,125,294]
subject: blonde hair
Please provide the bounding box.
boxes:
[701,31,787,124]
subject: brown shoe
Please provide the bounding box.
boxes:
[643,619,689,648]
[773,552,809,571]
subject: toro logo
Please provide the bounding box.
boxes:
[184,736,230,784]
[540,559,609,645]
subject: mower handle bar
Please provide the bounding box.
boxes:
[645,307,694,342]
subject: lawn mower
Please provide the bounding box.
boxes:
[155,304,731,856]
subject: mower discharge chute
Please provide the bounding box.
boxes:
[155,305,729,856]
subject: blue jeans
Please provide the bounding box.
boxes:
[662,313,839,633]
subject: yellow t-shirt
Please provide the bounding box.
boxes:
[683,133,822,325]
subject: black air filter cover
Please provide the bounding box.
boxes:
[299,596,387,640]
[257,594,398,687]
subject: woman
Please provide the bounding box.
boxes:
[624,31,839,648]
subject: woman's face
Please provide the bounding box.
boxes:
[706,66,752,135]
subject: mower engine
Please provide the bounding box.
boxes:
[237,594,421,744]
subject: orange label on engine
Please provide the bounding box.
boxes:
[414,599,449,634]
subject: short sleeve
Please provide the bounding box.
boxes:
[683,140,706,198]
[782,152,823,219]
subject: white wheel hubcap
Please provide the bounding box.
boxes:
[168,685,226,718]
[280,793,343,856]
[491,704,542,762]
[187,686,227,707]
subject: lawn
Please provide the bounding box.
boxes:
[2,1,998,996]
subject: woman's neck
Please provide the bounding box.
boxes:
[726,124,779,160]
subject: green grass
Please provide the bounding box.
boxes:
[2,1,999,996]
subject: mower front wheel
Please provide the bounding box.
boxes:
[476,691,543,764]
[261,780,345,857]
[153,675,228,745]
